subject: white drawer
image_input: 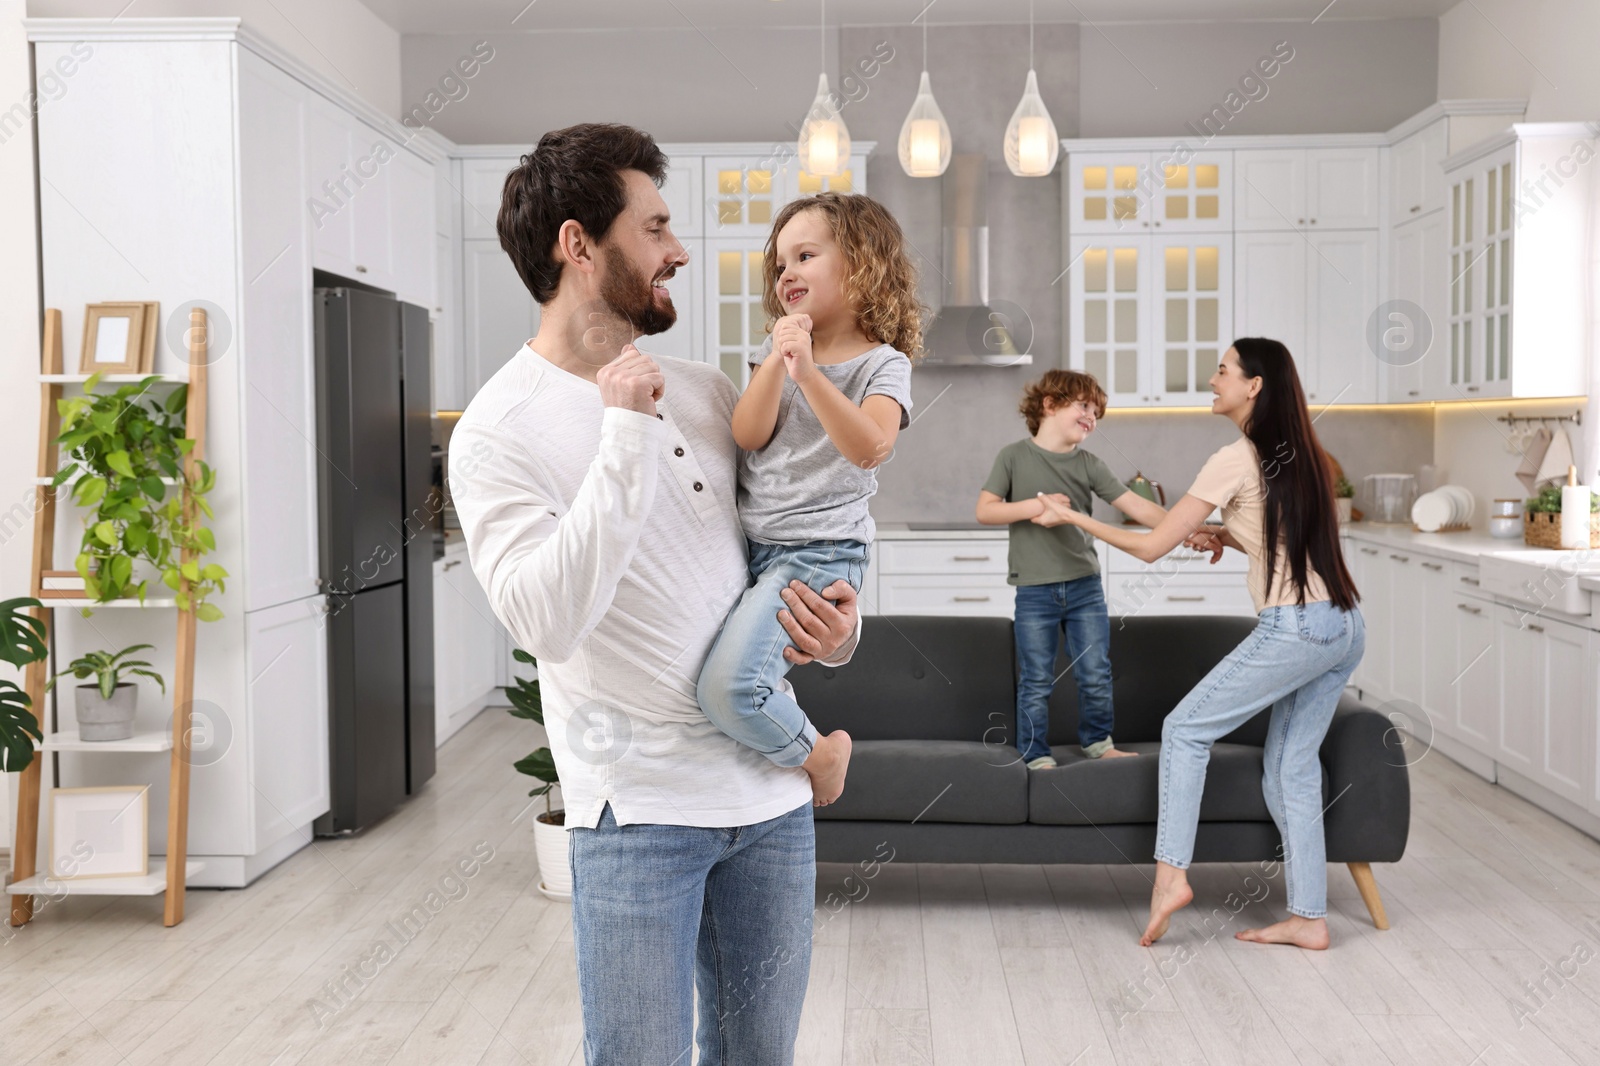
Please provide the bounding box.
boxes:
[877,574,1015,616]
[1106,575,1257,618]
[878,539,1007,575]
[1106,543,1249,575]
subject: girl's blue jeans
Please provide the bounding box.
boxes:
[1155,600,1366,919]
[697,538,868,767]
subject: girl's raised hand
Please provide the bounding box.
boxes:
[773,314,816,384]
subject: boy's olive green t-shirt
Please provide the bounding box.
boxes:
[982,439,1128,586]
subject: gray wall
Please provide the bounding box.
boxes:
[1077,19,1439,137]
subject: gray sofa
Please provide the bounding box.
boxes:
[793,614,1408,929]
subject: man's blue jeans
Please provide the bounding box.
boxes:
[1013,576,1115,763]
[569,802,816,1065]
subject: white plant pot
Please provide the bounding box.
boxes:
[76,682,137,741]
[534,810,572,902]
[1336,498,1353,525]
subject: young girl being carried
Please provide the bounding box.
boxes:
[697,191,922,806]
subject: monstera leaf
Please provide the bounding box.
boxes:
[0,681,42,772]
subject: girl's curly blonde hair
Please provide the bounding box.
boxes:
[762,192,926,359]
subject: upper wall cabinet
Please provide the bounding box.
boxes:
[1067,151,1231,234]
[1234,147,1379,231]
[1388,120,1448,226]
[1442,126,1594,399]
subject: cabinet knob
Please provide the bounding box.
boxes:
[953,595,991,603]
[1154,221,1162,227]
[356,265,369,274]
[1310,218,1317,224]
[1408,390,1420,396]
[1466,385,1480,392]
[1457,603,1482,615]
[1359,547,1379,555]
[1389,554,1410,563]
[1166,595,1205,602]
[1527,623,1545,633]
[1297,218,1305,225]
[1410,205,1421,213]
[444,559,461,571]
[952,555,992,562]
[1421,562,1444,571]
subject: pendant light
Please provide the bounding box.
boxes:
[797,0,850,178]
[897,9,951,178]
[1003,0,1058,177]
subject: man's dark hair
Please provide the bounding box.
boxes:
[497,123,669,305]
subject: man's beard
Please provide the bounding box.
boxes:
[599,246,677,337]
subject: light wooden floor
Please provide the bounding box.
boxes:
[6,706,1600,1065]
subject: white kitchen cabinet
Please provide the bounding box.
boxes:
[389,146,437,308]
[1383,210,1449,402]
[869,537,1012,617]
[433,553,500,746]
[433,231,462,410]
[642,243,699,366]
[1388,119,1448,226]
[1452,592,1498,754]
[704,238,772,387]
[1495,606,1593,807]
[1066,150,1231,234]
[460,156,512,239]
[1386,550,1424,707]
[461,238,539,405]
[1347,542,1389,698]
[1443,125,1595,400]
[247,595,331,851]
[1067,233,1231,408]
[306,94,397,287]
[660,158,702,238]
[1418,558,1458,730]
[1234,229,1377,403]
[1234,148,1379,231]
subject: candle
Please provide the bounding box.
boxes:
[910,119,941,176]
[1018,116,1050,175]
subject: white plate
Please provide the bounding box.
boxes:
[1443,485,1475,525]
[1411,491,1452,532]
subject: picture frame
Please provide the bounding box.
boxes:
[49,785,149,879]
[80,301,156,374]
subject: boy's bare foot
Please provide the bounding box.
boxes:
[1235,916,1330,950]
[1142,866,1193,946]
[804,730,852,807]
[1100,747,1138,759]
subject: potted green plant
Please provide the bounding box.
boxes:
[0,597,48,771]
[1523,484,1599,548]
[507,649,568,901]
[1334,475,1355,525]
[45,644,166,742]
[54,374,227,618]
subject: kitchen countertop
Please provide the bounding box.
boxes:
[875,523,1008,540]
[1340,523,1514,564]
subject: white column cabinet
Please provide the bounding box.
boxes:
[1234,150,1305,230]
[1386,551,1424,707]
[1234,148,1378,231]
[1388,120,1448,226]
[460,239,539,405]
[1453,594,1498,753]
[1418,559,1458,730]
[1383,210,1449,402]
[1233,231,1306,362]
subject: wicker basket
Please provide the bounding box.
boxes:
[1524,510,1600,549]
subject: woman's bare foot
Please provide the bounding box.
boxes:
[803,730,852,807]
[1142,864,1193,946]
[1235,916,1330,950]
[1100,747,1138,759]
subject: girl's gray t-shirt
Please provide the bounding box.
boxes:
[737,339,913,547]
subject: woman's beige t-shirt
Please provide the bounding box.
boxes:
[1188,437,1331,613]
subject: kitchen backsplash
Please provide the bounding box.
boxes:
[871,364,1436,525]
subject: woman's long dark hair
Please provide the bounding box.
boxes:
[1231,338,1359,610]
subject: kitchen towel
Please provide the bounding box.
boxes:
[1533,427,1576,490]
[1515,426,1552,494]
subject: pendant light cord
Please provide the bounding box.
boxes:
[1029,0,1035,70]
[922,5,928,72]
[820,0,825,72]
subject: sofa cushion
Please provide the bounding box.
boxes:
[1045,615,1266,746]
[813,740,1028,825]
[792,616,1017,744]
[1027,741,1330,826]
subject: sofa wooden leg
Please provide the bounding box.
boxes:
[1348,862,1390,930]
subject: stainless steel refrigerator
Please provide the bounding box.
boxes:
[312,283,436,834]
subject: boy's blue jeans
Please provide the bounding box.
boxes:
[1014,576,1115,763]
[697,538,868,767]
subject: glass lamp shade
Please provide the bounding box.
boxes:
[1003,69,1059,177]
[797,73,851,178]
[897,71,952,178]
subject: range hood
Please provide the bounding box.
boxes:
[920,154,1031,366]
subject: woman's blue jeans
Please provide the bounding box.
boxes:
[1155,601,1366,919]
[570,802,816,1064]
[1013,576,1116,762]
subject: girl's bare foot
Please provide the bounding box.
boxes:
[1235,916,1330,950]
[804,730,852,807]
[1100,747,1137,759]
[1142,865,1193,946]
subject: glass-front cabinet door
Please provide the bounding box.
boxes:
[1068,235,1149,405]
[703,156,787,239]
[1448,147,1512,398]
[1149,236,1231,404]
[1067,153,1152,233]
[1152,153,1231,232]
[704,239,770,388]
